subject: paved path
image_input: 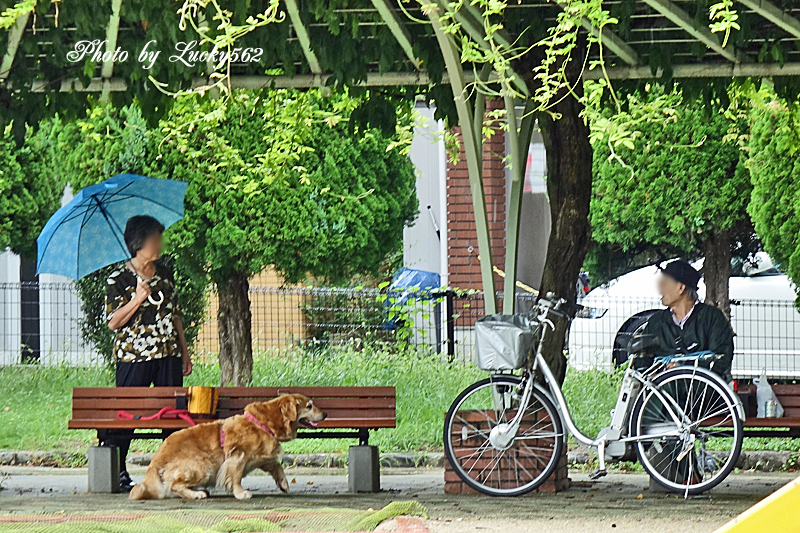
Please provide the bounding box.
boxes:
[0,466,795,532]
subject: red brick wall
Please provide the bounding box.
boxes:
[446,98,506,292]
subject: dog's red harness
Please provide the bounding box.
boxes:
[219,412,274,448]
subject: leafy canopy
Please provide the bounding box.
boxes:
[747,97,800,302]
[149,89,418,286]
[587,86,750,281]
[45,88,417,356]
[0,120,67,260]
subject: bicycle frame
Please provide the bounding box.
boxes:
[493,349,692,474]
[486,296,745,477]
[459,295,749,497]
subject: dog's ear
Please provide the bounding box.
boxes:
[280,396,298,422]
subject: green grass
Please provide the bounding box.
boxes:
[562,367,624,439]
[0,347,485,457]
[1,352,799,463]
[0,365,112,452]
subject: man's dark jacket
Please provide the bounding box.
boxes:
[643,302,734,378]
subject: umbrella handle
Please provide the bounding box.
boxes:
[148,291,164,306]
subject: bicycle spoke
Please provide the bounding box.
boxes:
[635,370,741,495]
[445,377,563,495]
[692,406,734,428]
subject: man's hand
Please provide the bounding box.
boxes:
[182,354,193,376]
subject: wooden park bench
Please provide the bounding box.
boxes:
[68,386,396,493]
[737,383,800,437]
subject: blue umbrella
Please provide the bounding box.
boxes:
[36,174,188,279]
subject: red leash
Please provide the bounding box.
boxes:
[117,407,196,426]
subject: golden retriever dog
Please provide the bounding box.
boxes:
[129,394,326,500]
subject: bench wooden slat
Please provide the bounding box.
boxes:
[73,397,396,411]
[68,418,396,430]
[73,387,185,399]
[72,408,397,420]
[73,399,182,410]
[775,396,800,408]
[218,386,396,398]
[73,387,395,400]
[68,419,192,430]
[769,384,800,395]
[745,417,800,428]
[216,397,395,410]
[738,383,800,425]
[69,386,397,435]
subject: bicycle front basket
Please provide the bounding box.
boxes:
[475,314,538,371]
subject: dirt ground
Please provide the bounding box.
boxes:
[0,466,794,532]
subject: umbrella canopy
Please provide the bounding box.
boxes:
[36,174,188,279]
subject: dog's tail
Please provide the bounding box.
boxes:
[129,465,164,500]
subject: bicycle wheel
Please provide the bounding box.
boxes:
[630,367,743,495]
[444,375,564,496]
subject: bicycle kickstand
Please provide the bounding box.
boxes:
[589,439,608,481]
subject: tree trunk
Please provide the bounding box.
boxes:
[217,271,253,386]
[703,229,732,319]
[536,89,593,304]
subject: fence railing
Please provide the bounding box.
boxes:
[2,281,800,377]
[0,282,100,366]
[196,286,492,362]
[569,294,800,379]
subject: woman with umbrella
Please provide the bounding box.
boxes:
[37,174,194,492]
[105,215,193,491]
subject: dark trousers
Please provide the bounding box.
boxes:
[99,357,183,473]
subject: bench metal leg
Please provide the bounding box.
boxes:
[88,445,121,493]
[348,445,380,493]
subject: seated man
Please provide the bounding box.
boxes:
[643,260,734,380]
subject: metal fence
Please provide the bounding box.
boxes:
[569,295,800,379]
[0,282,100,366]
[196,286,492,362]
[2,281,800,378]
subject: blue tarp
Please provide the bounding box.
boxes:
[384,268,442,330]
[390,268,441,295]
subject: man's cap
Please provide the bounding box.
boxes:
[658,260,701,291]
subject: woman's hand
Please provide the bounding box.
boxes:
[108,280,148,330]
[182,354,193,376]
[175,316,192,376]
[134,279,151,303]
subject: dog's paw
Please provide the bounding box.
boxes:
[234,489,252,500]
[278,478,289,493]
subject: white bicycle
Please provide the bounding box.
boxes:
[444,293,744,497]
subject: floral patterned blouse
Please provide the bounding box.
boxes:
[105,261,181,363]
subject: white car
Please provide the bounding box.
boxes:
[569,253,800,379]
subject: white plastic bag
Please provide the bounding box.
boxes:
[754,369,784,418]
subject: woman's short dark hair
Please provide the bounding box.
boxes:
[124,215,165,258]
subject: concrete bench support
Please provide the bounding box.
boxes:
[88,445,120,493]
[348,445,380,493]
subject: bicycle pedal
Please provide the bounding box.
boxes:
[588,469,607,481]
